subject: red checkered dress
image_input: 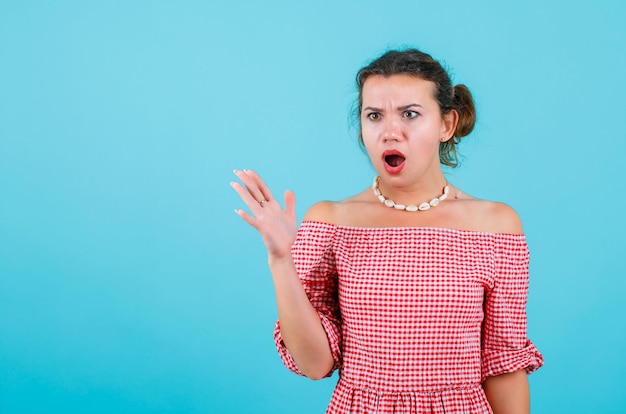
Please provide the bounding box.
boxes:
[274,221,543,414]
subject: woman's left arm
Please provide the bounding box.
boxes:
[483,369,529,414]
[481,204,542,414]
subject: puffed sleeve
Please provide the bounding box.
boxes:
[273,221,342,377]
[481,235,544,382]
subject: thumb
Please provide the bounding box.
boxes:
[284,189,296,219]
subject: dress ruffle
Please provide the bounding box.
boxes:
[329,379,494,414]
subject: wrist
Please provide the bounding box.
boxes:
[267,252,293,267]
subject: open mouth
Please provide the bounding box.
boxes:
[383,149,406,166]
[382,150,406,174]
[385,154,405,167]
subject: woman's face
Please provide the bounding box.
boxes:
[360,74,454,184]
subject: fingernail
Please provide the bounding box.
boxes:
[229,181,236,187]
[233,169,239,174]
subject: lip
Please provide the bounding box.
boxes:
[382,149,406,175]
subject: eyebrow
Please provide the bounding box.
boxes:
[362,103,423,112]
[399,103,422,110]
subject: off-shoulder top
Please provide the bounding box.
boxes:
[274,221,543,414]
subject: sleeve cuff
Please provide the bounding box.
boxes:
[273,313,342,378]
[481,339,544,382]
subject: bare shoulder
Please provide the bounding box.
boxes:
[303,200,339,224]
[303,191,370,226]
[473,200,524,234]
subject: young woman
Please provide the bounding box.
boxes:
[231,48,543,414]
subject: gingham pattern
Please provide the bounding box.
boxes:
[274,221,543,414]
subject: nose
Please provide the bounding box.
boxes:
[381,118,402,142]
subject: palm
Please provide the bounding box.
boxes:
[231,169,297,260]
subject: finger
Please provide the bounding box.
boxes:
[234,208,260,229]
[230,181,264,213]
[284,189,296,220]
[242,169,275,204]
[233,169,266,204]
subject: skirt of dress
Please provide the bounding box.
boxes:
[327,378,493,414]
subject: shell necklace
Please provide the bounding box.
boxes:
[372,176,449,212]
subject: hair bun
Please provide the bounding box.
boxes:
[452,84,476,138]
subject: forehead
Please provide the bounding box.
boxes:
[361,74,436,104]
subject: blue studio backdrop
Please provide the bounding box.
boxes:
[1,1,625,413]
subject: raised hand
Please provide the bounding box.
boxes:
[231,169,297,260]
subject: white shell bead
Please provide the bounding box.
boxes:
[439,193,447,201]
[418,202,431,211]
[429,198,440,207]
[374,188,381,196]
[444,185,450,195]
[406,205,418,212]
[384,199,395,207]
[378,195,386,203]
[394,204,406,210]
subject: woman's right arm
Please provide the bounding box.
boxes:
[231,169,335,379]
[268,255,335,379]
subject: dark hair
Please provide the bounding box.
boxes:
[356,48,476,168]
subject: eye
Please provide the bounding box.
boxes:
[366,112,381,121]
[402,110,418,119]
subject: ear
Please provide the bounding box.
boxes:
[440,109,459,142]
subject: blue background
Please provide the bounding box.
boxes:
[1,1,624,413]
